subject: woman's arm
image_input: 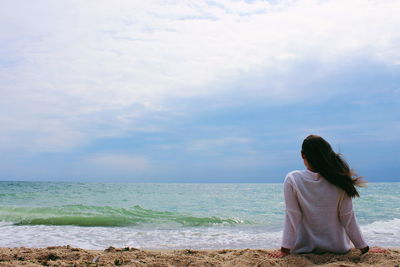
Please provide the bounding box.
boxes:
[338,192,368,251]
[281,176,302,251]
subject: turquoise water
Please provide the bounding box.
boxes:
[0,182,399,249]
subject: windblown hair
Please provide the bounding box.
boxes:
[301,135,364,198]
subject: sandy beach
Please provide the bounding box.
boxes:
[0,246,398,266]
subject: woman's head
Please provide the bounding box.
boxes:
[301,135,335,171]
[301,135,362,198]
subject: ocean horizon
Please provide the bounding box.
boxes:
[0,181,399,250]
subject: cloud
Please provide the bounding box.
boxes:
[0,0,400,152]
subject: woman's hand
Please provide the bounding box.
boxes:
[360,246,388,254]
[269,247,290,258]
[369,247,388,253]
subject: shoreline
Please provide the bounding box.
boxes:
[0,246,398,266]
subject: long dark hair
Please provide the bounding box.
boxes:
[301,135,363,198]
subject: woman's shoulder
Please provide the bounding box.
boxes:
[286,169,308,178]
[284,170,308,183]
[286,169,321,183]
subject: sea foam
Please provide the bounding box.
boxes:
[0,218,398,250]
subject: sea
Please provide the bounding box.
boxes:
[0,181,399,250]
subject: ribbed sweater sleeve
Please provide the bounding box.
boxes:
[281,176,302,249]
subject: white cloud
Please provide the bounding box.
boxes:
[1,0,400,152]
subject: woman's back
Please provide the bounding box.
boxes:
[283,169,367,254]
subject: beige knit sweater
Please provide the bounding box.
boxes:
[282,169,368,254]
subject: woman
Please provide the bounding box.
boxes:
[271,135,383,257]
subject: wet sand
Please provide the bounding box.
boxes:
[0,246,398,266]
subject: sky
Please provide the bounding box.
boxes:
[0,0,399,182]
